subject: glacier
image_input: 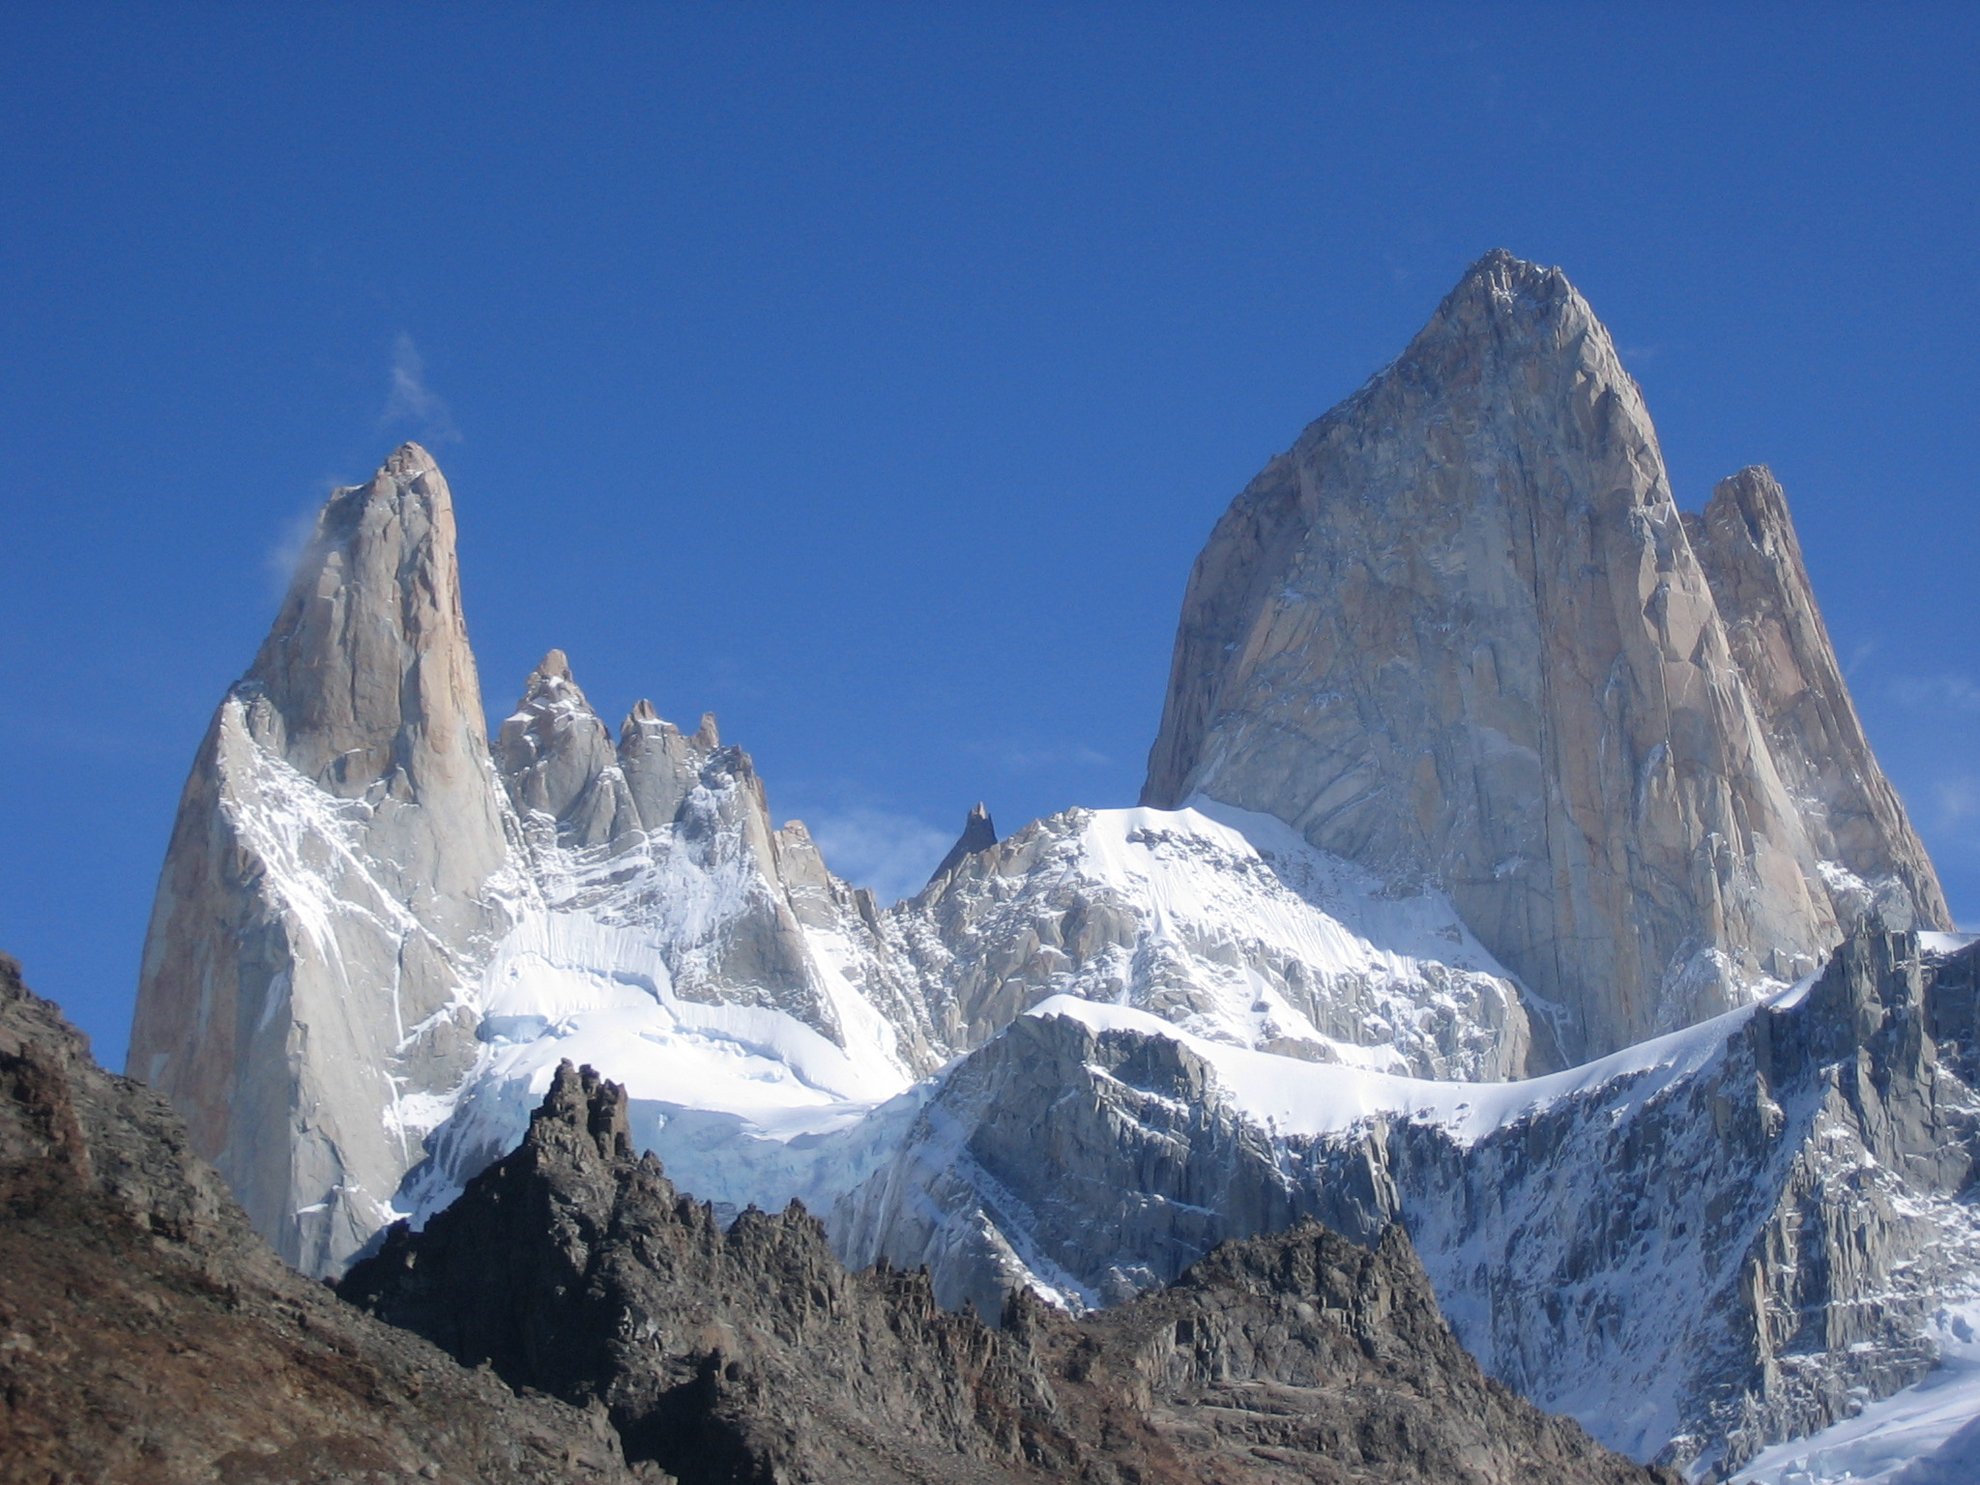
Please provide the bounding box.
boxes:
[129,250,1976,1480]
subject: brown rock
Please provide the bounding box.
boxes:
[343,1055,1670,1485]
[1,953,643,1485]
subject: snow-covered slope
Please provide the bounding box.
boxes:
[1732,1296,1980,1484]
[833,932,1980,1477]
[391,651,936,1229]
[396,792,1550,1232]
[890,800,1545,1079]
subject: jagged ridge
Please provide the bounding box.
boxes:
[342,1057,1667,1485]
[0,953,639,1484]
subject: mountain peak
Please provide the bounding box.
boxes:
[507,648,594,719]
[1458,245,1565,292]
[497,648,632,847]
[130,442,516,1273]
[381,439,439,480]
[531,647,574,684]
[243,446,486,799]
[1689,467,1950,932]
[1418,248,1595,358]
[929,801,998,885]
[1143,253,1849,1060]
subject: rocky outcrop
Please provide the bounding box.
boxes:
[344,1057,1665,1485]
[1142,250,1936,1062]
[128,442,521,1274]
[1684,467,1949,932]
[835,930,1980,1475]
[375,645,945,1238]
[346,1062,1065,1485]
[496,656,846,1031]
[931,801,998,884]
[1055,1220,1669,1484]
[496,649,640,848]
[0,953,641,1485]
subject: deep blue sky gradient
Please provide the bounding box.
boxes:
[4,5,1976,1067]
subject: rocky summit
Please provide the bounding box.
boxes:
[120,249,1974,1479]
[1142,249,1946,1063]
[127,444,520,1276]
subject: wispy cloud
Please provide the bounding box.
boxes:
[963,739,1113,774]
[262,473,354,596]
[263,506,320,595]
[1889,674,1980,714]
[1934,775,1980,830]
[381,332,459,444]
[801,806,954,905]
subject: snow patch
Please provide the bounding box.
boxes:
[1733,1300,1980,1485]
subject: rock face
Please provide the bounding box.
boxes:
[0,953,640,1485]
[128,443,522,1274]
[127,449,939,1277]
[1684,467,1950,933]
[835,930,1980,1476]
[492,651,916,1044]
[1142,250,1946,1061]
[930,801,998,884]
[342,1057,1666,1485]
[1058,1220,1666,1485]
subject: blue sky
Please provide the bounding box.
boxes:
[3,5,1975,1068]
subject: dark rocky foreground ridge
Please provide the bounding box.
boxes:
[341,1056,1668,1484]
[1,951,1668,1484]
[0,953,639,1485]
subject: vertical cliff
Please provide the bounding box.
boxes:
[1685,466,1949,931]
[1144,250,1937,1060]
[128,443,520,1273]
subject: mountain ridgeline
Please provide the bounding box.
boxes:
[1,952,1662,1483]
[125,250,1967,1477]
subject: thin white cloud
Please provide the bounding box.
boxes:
[1934,775,1980,829]
[964,739,1113,774]
[801,806,955,905]
[381,332,460,444]
[262,473,352,596]
[263,506,320,594]
[1890,674,1980,714]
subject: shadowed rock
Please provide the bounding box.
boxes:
[0,954,641,1485]
[930,801,998,884]
[343,1057,1667,1484]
